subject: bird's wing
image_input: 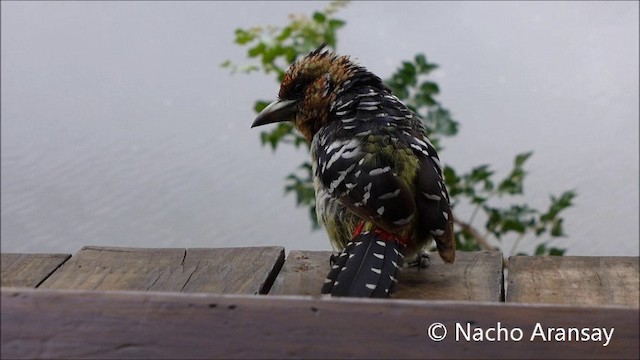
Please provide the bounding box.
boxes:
[407,124,456,263]
[316,86,455,261]
[315,86,421,234]
[315,134,417,234]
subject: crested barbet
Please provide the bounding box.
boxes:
[252,44,455,298]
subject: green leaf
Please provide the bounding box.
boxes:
[497,154,531,195]
[399,62,417,85]
[396,88,409,100]
[418,93,437,107]
[515,151,533,167]
[443,165,459,187]
[535,243,548,256]
[254,100,271,113]
[285,47,298,63]
[262,46,278,64]
[309,204,320,228]
[550,218,564,237]
[324,33,336,48]
[276,26,293,42]
[427,107,458,137]
[549,247,566,256]
[502,219,526,234]
[420,81,440,95]
[313,12,326,23]
[248,42,266,58]
[234,28,256,45]
[414,54,428,70]
[328,19,345,29]
[541,190,576,221]
[471,195,487,205]
[469,165,493,182]
[483,179,494,192]
[414,53,438,73]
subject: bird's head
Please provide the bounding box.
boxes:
[251,44,381,142]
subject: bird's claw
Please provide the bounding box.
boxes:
[404,252,430,270]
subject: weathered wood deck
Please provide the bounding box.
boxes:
[1,246,639,359]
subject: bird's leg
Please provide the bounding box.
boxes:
[404,250,430,270]
[418,251,430,270]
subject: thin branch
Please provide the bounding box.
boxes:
[509,233,525,257]
[452,212,499,252]
[467,203,482,227]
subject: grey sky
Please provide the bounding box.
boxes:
[1,1,638,256]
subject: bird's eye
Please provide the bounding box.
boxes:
[293,83,305,95]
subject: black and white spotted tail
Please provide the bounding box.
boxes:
[321,232,404,298]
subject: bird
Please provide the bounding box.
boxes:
[252,44,455,298]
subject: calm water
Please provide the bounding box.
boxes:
[2,2,638,256]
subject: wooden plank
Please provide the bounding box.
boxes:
[395,251,503,301]
[0,253,70,288]
[269,250,333,296]
[507,256,639,307]
[39,246,284,295]
[270,250,503,301]
[2,287,637,359]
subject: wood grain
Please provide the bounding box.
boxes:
[395,250,503,301]
[269,250,334,296]
[0,253,70,288]
[39,246,284,295]
[507,256,639,307]
[2,287,637,359]
[270,250,504,301]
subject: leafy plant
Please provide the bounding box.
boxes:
[222,0,576,257]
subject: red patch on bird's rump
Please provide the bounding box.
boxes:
[352,220,409,247]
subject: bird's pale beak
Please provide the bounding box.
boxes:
[251,99,299,128]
